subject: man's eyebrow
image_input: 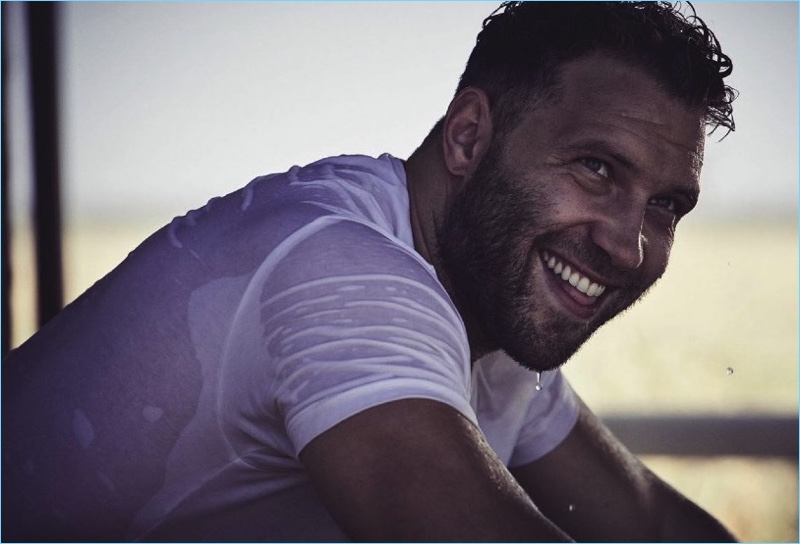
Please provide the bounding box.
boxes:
[559,138,636,170]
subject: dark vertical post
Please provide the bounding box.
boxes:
[26,1,64,328]
[1,2,11,356]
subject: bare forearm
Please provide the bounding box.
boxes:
[347,497,575,542]
[302,399,576,542]
[510,401,738,542]
[655,487,737,542]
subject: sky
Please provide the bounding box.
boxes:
[6,1,799,225]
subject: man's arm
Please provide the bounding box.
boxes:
[300,398,572,541]
[509,398,738,542]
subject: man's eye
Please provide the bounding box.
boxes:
[579,158,610,178]
[649,196,677,213]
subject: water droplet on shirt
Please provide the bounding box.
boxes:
[167,217,184,249]
[241,184,255,211]
[142,406,164,422]
[534,372,543,391]
[72,409,95,449]
[726,367,734,376]
[52,507,67,522]
[96,470,116,492]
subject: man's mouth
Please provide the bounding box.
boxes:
[542,250,607,297]
[539,249,611,320]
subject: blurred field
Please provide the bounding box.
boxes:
[565,220,798,415]
[8,218,799,541]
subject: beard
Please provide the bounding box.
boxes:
[436,141,662,372]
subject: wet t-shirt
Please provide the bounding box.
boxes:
[2,154,580,541]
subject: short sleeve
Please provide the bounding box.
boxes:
[218,215,476,459]
[508,370,580,467]
[471,351,580,468]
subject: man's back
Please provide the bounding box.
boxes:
[2,155,422,540]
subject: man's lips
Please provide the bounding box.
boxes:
[540,250,609,319]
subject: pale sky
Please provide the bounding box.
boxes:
[6,1,799,225]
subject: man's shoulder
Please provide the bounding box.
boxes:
[239,153,410,241]
[274,153,405,197]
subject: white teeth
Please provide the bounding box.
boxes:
[568,272,580,286]
[543,252,607,298]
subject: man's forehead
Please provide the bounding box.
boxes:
[560,55,694,111]
[548,57,703,141]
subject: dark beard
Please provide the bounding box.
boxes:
[436,143,659,372]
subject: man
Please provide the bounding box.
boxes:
[3,2,737,541]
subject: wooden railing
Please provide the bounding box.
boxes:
[603,414,798,458]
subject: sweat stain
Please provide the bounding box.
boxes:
[72,409,96,450]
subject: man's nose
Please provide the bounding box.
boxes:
[590,208,645,270]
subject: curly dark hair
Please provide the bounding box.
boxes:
[456,1,737,136]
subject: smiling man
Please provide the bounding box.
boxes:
[429,50,706,373]
[4,2,737,541]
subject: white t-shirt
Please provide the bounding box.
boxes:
[3,154,579,542]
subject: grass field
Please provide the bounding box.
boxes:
[8,219,798,541]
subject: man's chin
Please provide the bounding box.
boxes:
[510,349,576,373]
[500,336,584,373]
[494,317,599,373]
[501,297,645,373]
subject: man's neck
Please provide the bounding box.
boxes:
[403,141,449,268]
[404,141,497,365]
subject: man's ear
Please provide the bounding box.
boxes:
[442,87,494,177]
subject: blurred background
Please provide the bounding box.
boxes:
[4,2,798,540]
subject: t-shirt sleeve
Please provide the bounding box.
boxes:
[221,214,476,458]
[508,370,580,468]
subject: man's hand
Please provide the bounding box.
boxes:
[510,399,738,542]
[300,398,572,541]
